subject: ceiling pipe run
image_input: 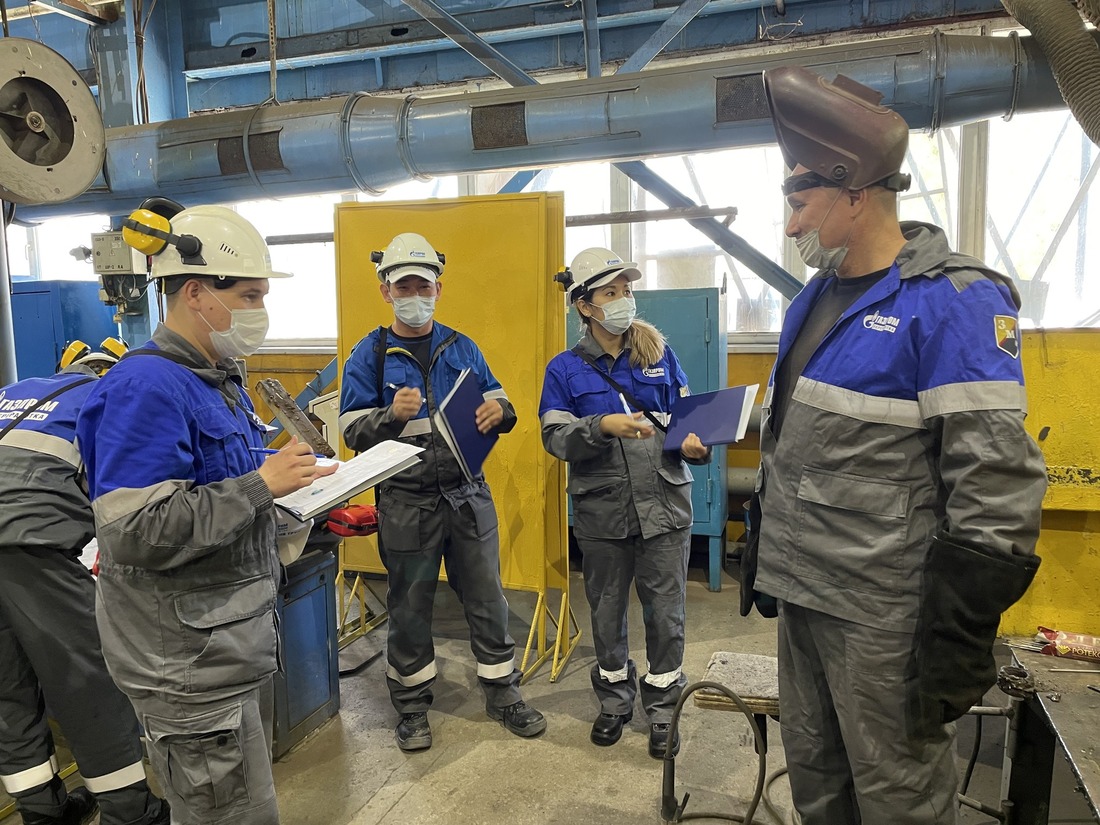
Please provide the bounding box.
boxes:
[19,29,1079,221]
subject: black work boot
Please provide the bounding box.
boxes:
[649,722,680,759]
[395,712,432,752]
[142,797,172,824]
[20,787,98,825]
[590,711,632,746]
[488,701,547,738]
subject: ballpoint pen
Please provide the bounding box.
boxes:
[386,382,426,405]
[250,447,329,459]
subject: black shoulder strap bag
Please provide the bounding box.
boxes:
[571,346,667,434]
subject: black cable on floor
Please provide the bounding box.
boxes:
[661,680,774,824]
[339,648,383,678]
[959,714,984,798]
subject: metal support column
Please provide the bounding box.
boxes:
[0,205,19,385]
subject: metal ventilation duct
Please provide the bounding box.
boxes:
[19,30,1074,221]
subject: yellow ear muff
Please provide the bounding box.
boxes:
[99,336,129,360]
[59,340,90,370]
[122,208,171,255]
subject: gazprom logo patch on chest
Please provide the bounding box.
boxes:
[994,314,1019,358]
[642,367,665,378]
[863,311,901,333]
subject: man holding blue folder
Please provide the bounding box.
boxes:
[339,232,546,753]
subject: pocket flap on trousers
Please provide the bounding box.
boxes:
[143,702,243,743]
[174,575,275,630]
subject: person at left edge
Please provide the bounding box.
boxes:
[339,231,546,753]
[75,203,336,825]
[0,341,169,825]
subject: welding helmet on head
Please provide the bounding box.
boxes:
[557,247,642,304]
[371,233,445,284]
[122,203,291,283]
[763,66,912,193]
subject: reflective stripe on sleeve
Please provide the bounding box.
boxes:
[918,380,1028,418]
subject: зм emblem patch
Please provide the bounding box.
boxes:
[994,315,1019,358]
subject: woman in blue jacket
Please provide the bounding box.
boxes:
[538,247,708,759]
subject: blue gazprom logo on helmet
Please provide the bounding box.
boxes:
[605,258,622,266]
[410,250,427,259]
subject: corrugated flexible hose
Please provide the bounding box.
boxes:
[1002,0,1100,146]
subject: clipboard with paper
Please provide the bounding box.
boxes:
[273,440,424,520]
[663,384,760,451]
[433,368,499,483]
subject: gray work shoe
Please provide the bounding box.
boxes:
[395,712,432,752]
[488,700,547,738]
[20,788,98,825]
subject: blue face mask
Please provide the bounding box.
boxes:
[392,295,435,328]
[594,295,636,335]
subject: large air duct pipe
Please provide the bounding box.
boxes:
[1001,0,1100,147]
[19,30,1077,221]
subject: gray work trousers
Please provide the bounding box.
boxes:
[579,527,690,723]
[777,601,959,825]
[0,548,155,824]
[129,679,277,825]
[377,490,522,714]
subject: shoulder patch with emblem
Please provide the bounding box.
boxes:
[994,315,1019,359]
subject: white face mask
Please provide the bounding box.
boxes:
[200,285,270,359]
[794,187,852,273]
[393,295,435,328]
[594,295,636,335]
[795,229,850,272]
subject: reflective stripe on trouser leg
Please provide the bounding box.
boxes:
[0,550,152,825]
[635,528,690,723]
[579,534,640,715]
[0,755,59,795]
[777,602,959,825]
[442,495,520,709]
[378,499,447,714]
[135,679,279,825]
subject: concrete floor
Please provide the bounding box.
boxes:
[2,549,1095,824]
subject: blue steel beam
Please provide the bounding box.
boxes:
[498,170,540,193]
[617,0,711,74]
[617,161,803,299]
[400,0,539,86]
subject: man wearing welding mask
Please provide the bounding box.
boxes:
[741,67,1047,823]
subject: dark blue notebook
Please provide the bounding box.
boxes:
[663,383,760,450]
[434,368,499,482]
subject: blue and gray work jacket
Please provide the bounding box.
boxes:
[0,367,99,554]
[75,325,279,699]
[339,320,516,506]
[756,221,1047,634]
[539,332,704,542]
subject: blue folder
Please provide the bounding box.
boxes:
[663,383,760,450]
[434,368,499,482]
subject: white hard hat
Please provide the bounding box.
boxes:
[123,204,291,282]
[564,247,641,303]
[371,232,445,284]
